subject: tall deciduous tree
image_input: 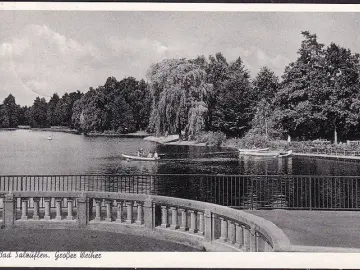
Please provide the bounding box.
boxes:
[276,31,327,139]
[205,52,229,130]
[212,57,253,137]
[147,58,211,138]
[47,93,60,126]
[30,97,48,128]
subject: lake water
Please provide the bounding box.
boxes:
[2,129,360,176]
[2,130,360,209]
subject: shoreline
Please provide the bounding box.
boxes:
[1,127,80,134]
[86,132,151,138]
[144,135,360,162]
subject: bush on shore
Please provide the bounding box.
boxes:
[195,131,227,147]
[224,134,289,150]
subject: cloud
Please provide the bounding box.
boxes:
[0,24,113,104]
[0,23,291,105]
[222,46,290,77]
[0,24,187,105]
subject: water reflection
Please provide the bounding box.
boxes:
[3,130,360,176]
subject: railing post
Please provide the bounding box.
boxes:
[44,197,51,220]
[126,201,133,224]
[189,210,197,233]
[55,198,62,220]
[33,197,40,220]
[77,194,87,227]
[4,193,15,228]
[67,198,74,220]
[204,209,212,241]
[136,201,143,225]
[21,198,28,220]
[170,207,179,229]
[179,208,188,231]
[105,200,112,222]
[143,198,154,229]
[116,200,124,223]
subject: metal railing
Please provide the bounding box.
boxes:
[295,148,360,157]
[1,174,360,210]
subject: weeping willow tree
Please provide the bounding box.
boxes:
[147,58,212,139]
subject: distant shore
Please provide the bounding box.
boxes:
[0,126,80,134]
[144,134,208,147]
[86,131,151,138]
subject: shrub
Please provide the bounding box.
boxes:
[195,131,227,147]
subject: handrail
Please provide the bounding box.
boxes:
[0,191,291,252]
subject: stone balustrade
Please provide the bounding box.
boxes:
[0,191,291,252]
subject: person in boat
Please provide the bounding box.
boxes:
[138,148,144,157]
[147,152,153,158]
[154,151,158,159]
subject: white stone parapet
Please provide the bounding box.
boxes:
[0,190,292,252]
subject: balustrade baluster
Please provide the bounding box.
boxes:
[136,201,143,225]
[94,199,102,222]
[116,200,124,223]
[105,200,112,222]
[44,197,51,220]
[189,210,197,233]
[235,223,244,248]
[250,226,257,251]
[55,198,62,220]
[21,198,28,220]
[170,207,179,229]
[32,197,40,220]
[126,201,133,224]
[198,211,204,235]
[228,220,236,244]
[264,239,272,252]
[243,226,250,251]
[179,208,188,231]
[161,205,169,228]
[219,217,227,241]
[67,198,74,220]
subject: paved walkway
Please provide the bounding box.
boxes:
[246,210,360,248]
[0,229,200,251]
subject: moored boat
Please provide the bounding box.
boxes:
[122,154,160,161]
[238,148,269,153]
[239,149,292,158]
[278,150,293,157]
[239,151,279,157]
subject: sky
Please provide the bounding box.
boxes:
[0,9,360,105]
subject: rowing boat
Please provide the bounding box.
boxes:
[122,154,160,161]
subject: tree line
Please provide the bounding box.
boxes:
[1,31,360,142]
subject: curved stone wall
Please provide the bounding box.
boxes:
[0,191,292,252]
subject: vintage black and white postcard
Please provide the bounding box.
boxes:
[0,1,360,268]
